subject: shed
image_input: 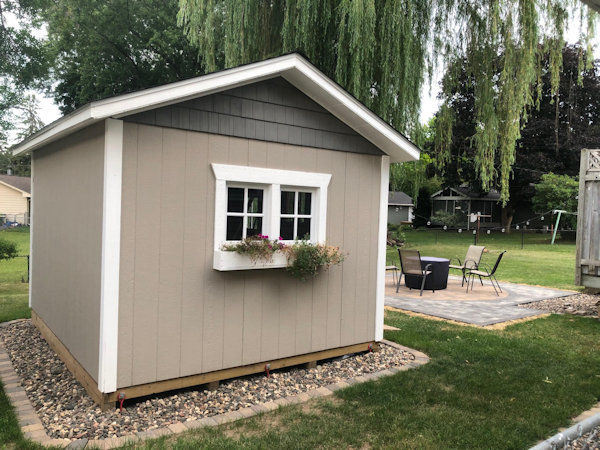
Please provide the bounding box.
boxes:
[388,191,413,224]
[13,53,419,408]
[430,186,501,229]
[0,174,31,225]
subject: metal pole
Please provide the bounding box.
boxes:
[436,231,438,244]
[521,228,524,249]
[551,211,562,245]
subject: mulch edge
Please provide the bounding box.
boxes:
[0,322,429,449]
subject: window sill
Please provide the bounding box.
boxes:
[213,250,288,271]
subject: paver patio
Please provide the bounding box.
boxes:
[385,274,574,326]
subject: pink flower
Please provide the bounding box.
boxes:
[278,236,283,240]
[264,235,269,239]
[268,244,272,249]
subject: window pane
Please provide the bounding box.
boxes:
[226,216,243,240]
[247,217,262,237]
[281,191,295,214]
[298,192,312,215]
[280,218,294,240]
[227,187,244,213]
[297,218,311,240]
[247,189,263,213]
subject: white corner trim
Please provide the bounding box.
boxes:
[211,163,332,189]
[28,158,34,308]
[98,118,123,393]
[375,156,390,341]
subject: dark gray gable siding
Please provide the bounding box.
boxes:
[123,77,383,156]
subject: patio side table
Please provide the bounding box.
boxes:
[404,256,450,291]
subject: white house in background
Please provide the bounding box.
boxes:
[0,175,31,225]
[388,191,414,224]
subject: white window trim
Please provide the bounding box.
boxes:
[212,163,331,271]
[279,188,315,242]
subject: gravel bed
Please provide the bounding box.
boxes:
[564,425,600,449]
[0,320,414,440]
[519,293,600,317]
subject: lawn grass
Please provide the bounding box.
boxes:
[388,229,579,291]
[133,311,600,449]
[0,228,30,323]
[0,229,597,449]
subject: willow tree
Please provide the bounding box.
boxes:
[178,0,596,203]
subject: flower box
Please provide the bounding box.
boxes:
[213,250,289,271]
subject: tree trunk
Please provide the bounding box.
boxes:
[501,206,514,233]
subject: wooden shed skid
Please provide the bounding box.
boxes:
[32,309,375,409]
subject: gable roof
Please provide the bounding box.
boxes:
[0,175,31,195]
[388,191,413,206]
[12,53,420,163]
[431,186,500,201]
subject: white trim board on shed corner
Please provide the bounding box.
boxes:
[12,54,420,164]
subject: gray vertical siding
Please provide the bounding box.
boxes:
[31,123,105,381]
[123,78,383,157]
[117,123,382,388]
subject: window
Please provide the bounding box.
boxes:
[226,187,264,240]
[280,190,312,240]
[211,164,331,268]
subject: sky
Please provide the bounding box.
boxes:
[28,14,600,132]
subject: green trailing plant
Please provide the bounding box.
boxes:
[178,1,597,206]
[284,241,344,281]
[221,234,286,262]
[0,238,18,260]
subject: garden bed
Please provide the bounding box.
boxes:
[519,293,600,317]
[0,320,415,441]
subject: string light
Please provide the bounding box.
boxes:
[486,229,491,234]
[443,225,447,231]
[458,228,462,233]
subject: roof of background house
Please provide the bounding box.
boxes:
[11,53,420,163]
[0,175,31,194]
[431,186,500,201]
[388,191,413,206]
[453,186,501,200]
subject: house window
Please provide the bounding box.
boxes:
[280,190,313,240]
[211,163,332,255]
[226,186,264,241]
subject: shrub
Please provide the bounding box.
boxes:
[221,234,286,262]
[387,223,407,246]
[532,173,579,229]
[284,241,344,281]
[0,238,18,260]
[431,211,465,228]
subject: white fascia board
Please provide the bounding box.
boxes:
[97,118,123,393]
[283,57,420,163]
[0,180,30,196]
[12,105,95,156]
[375,156,390,341]
[28,158,34,308]
[211,163,332,189]
[94,56,297,118]
[13,53,420,163]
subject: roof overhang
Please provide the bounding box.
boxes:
[581,0,600,12]
[0,180,30,197]
[12,53,420,162]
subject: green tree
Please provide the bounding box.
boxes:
[532,173,579,228]
[433,44,600,226]
[41,0,203,113]
[178,1,596,202]
[0,0,50,150]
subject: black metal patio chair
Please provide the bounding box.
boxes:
[465,251,506,296]
[396,249,432,296]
